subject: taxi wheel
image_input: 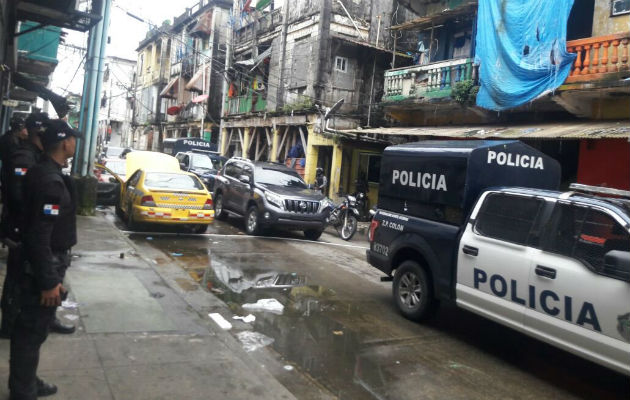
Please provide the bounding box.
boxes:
[115,205,124,220]
[393,260,438,321]
[214,194,227,220]
[244,206,259,235]
[193,225,208,234]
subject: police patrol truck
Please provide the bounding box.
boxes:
[367,140,630,375]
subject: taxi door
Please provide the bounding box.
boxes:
[95,163,122,206]
[525,202,630,375]
[456,192,545,331]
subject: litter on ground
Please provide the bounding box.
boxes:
[242,298,284,315]
[236,331,274,352]
[233,314,256,323]
[208,313,232,330]
[61,301,79,309]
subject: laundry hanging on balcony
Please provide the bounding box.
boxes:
[475,0,576,110]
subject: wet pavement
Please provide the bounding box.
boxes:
[118,213,629,400]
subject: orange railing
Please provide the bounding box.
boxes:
[566,32,630,83]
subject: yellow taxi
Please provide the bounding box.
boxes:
[96,151,214,233]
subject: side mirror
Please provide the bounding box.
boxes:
[238,175,251,184]
[109,177,118,184]
[603,250,630,282]
[179,162,187,170]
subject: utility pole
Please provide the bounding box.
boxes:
[73,0,112,215]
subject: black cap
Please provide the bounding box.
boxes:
[25,112,49,132]
[9,116,25,131]
[41,119,83,148]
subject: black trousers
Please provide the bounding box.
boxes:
[8,252,69,400]
[1,247,22,335]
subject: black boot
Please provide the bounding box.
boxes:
[36,377,58,397]
[49,318,75,334]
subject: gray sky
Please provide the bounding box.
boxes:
[51,0,200,97]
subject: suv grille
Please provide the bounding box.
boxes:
[284,199,320,214]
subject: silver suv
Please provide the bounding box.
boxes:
[213,158,329,240]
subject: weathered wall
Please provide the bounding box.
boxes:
[592,0,630,36]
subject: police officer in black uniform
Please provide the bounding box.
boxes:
[0,116,28,239]
[0,113,47,337]
[9,119,81,400]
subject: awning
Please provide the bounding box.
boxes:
[16,0,101,32]
[185,66,208,92]
[340,121,630,139]
[332,35,413,58]
[160,77,180,98]
[390,1,477,31]
[235,47,272,70]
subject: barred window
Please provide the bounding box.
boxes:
[475,194,544,246]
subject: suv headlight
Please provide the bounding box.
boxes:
[265,191,284,210]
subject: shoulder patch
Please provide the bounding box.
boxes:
[14,168,27,176]
[43,204,60,216]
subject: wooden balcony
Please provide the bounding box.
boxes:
[566,32,630,83]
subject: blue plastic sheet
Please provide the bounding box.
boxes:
[475,0,577,110]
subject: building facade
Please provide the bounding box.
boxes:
[340,0,630,195]
[99,56,136,148]
[220,0,415,203]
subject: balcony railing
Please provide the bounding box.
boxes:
[566,32,630,83]
[383,58,478,102]
[226,93,267,115]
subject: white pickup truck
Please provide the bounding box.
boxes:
[367,140,630,375]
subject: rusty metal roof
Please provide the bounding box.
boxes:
[390,1,478,31]
[341,121,630,139]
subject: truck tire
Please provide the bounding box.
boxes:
[393,260,437,321]
[214,193,227,220]
[244,206,260,235]
[304,229,323,241]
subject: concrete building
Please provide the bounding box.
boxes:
[132,25,172,151]
[340,0,630,193]
[99,56,136,148]
[220,0,415,203]
[160,0,232,143]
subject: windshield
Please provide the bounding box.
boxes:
[144,173,204,190]
[192,154,214,169]
[105,160,126,176]
[106,146,124,158]
[255,167,307,189]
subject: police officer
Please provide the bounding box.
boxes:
[0,116,28,238]
[0,113,47,337]
[315,167,328,196]
[9,119,81,400]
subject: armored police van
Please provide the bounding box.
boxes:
[367,140,630,375]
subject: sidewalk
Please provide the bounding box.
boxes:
[0,214,296,400]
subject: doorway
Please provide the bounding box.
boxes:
[567,0,594,41]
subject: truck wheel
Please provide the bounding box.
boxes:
[393,261,437,321]
[244,206,259,235]
[304,229,323,241]
[214,193,227,220]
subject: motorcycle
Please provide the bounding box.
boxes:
[323,195,360,241]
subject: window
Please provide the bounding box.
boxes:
[144,173,204,190]
[545,203,630,279]
[612,0,630,15]
[474,194,544,246]
[127,170,142,188]
[224,162,241,178]
[358,153,381,184]
[335,56,348,73]
[255,167,306,188]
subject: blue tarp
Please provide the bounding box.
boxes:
[475,0,577,111]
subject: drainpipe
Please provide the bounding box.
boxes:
[85,0,112,176]
[275,0,289,109]
[219,4,234,153]
[72,15,97,175]
[366,15,381,127]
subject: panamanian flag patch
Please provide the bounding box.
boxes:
[14,168,27,176]
[43,204,60,216]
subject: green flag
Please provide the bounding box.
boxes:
[256,0,272,10]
